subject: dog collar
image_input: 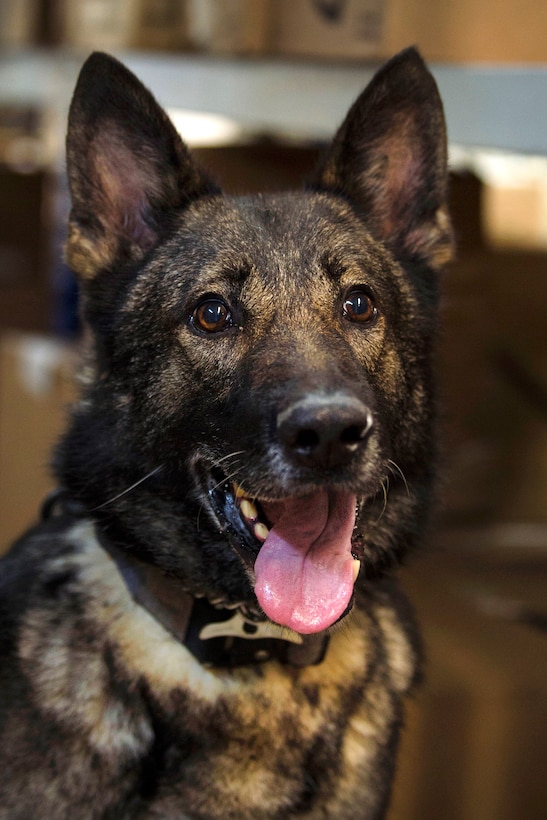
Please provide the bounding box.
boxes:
[41,489,329,669]
[103,539,329,668]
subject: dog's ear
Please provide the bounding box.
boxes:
[311,48,453,271]
[66,52,219,280]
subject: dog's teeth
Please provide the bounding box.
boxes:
[352,559,361,582]
[254,522,269,542]
[240,499,258,522]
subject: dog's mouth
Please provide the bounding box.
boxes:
[202,467,363,635]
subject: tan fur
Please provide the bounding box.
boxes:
[15,521,416,819]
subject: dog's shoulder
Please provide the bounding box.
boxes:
[0,516,222,699]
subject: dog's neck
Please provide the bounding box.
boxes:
[104,541,329,668]
[42,490,329,669]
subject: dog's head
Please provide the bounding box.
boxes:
[60,49,452,634]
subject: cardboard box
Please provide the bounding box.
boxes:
[186,0,271,55]
[0,333,76,553]
[132,0,189,51]
[60,0,187,52]
[0,0,39,47]
[437,247,547,525]
[416,0,547,64]
[390,549,547,819]
[483,181,547,251]
[270,0,547,63]
[271,0,391,61]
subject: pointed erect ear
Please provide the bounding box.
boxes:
[310,48,453,271]
[66,52,219,280]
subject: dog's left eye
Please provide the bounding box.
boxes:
[343,289,377,325]
[191,298,234,335]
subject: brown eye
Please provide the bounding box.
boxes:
[191,298,233,334]
[343,289,377,325]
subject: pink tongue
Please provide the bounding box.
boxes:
[254,490,357,634]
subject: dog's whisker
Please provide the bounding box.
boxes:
[208,466,243,496]
[196,502,204,533]
[204,451,247,493]
[374,477,390,524]
[194,451,247,533]
[90,466,164,511]
[387,459,411,498]
[212,450,246,467]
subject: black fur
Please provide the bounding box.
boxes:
[0,48,452,818]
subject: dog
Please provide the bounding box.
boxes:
[0,48,452,818]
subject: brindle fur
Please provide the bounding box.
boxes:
[0,49,452,818]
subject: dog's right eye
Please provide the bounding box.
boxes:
[342,288,378,326]
[190,298,234,335]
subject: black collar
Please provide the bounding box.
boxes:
[42,489,329,669]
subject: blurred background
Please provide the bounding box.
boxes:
[0,2,545,817]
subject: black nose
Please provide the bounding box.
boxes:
[277,393,373,470]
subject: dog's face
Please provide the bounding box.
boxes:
[59,50,452,635]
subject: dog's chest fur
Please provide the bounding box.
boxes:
[7,520,415,819]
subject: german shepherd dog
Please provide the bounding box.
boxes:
[0,48,452,818]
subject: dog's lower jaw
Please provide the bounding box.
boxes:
[197,465,364,634]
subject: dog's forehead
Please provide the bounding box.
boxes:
[154,190,404,312]
[173,190,393,288]
[183,191,364,253]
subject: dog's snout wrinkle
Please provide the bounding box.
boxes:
[277,394,373,470]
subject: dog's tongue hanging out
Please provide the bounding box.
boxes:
[254,490,357,634]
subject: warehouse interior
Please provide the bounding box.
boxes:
[0,3,546,818]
